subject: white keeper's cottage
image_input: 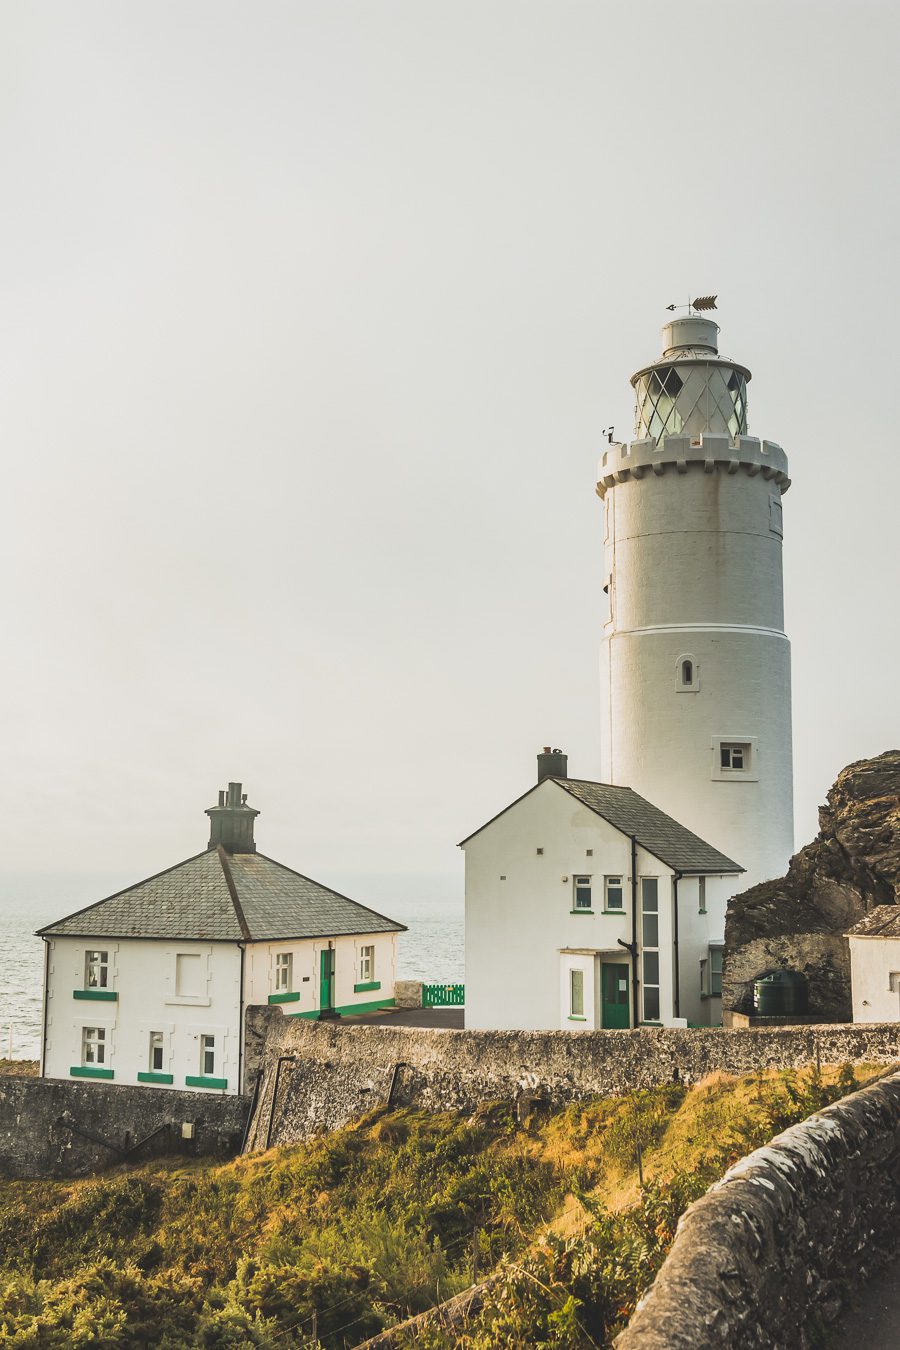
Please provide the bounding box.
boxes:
[846,907,900,1023]
[462,750,742,1031]
[38,782,405,1094]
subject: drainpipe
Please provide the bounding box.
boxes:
[237,942,246,1093]
[672,873,682,1020]
[40,938,50,1077]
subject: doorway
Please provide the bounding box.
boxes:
[319,947,335,1015]
[601,963,630,1029]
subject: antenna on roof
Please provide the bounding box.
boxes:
[665,295,718,313]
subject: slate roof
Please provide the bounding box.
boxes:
[846,905,900,939]
[37,847,406,942]
[459,777,743,875]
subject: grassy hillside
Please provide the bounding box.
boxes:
[0,1063,873,1347]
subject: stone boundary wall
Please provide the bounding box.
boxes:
[616,1068,900,1348]
[0,1075,251,1179]
[242,1006,900,1150]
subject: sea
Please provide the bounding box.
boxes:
[0,892,465,1061]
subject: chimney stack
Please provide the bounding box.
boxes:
[537,747,568,782]
[206,780,260,853]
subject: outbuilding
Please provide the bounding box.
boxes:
[846,906,900,1022]
[37,782,405,1094]
[461,750,743,1031]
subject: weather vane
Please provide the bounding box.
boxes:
[665,295,718,314]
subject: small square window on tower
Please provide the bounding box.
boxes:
[720,742,749,771]
[711,737,758,782]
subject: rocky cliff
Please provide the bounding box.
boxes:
[723,750,900,1020]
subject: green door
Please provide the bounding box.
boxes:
[601,963,630,1029]
[319,948,334,1013]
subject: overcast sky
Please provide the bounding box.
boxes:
[1,0,897,914]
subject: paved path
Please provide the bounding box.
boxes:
[836,1253,900,1343]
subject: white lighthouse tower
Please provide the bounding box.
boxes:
[597,311,793,890]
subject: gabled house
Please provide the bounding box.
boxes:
[38,782,405,1094]
[846,907,900,1023]
[461,750,743,1031]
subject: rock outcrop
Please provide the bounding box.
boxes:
[723,750,900,1021]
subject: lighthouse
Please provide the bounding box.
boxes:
[596,312,793,890]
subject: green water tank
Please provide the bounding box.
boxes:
[753,970,808,1016]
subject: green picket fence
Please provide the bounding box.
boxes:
[422,983,465,1007]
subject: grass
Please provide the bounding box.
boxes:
[0,1062,879,1347]
[0,1060,38,1076]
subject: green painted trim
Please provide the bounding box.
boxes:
[640,1021,663,1027]
[268,991,301,1004]
[70,1065,114,1079]
[73,989,118,1001]
[137,1071,173,1084]
[185,1075,228,1090]
[288,997,396,1019]
[698,908,708,915]
[699,992,722,1001]
[569,909,594,916]
[353,980,381,993]
[567,1015,588,1022]
[601,909,625,915]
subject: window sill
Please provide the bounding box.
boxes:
[601,910,625,916]
[185,1075,228,1090]
[268,991,301,1004]
[73,989,118,1001]
[70,1065,114,1079]
[639,1021,662,1027]
[569,910,594,916]
[138,1071,174,1085]
[354,981,381,993]
[567,1015,588,1022]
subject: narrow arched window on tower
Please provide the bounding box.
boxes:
[676,655,698,691]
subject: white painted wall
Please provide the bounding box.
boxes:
[243,933,397,1018]
[463,778,732,1031]
[598,439,793,892]
[44,930,398,1094]
[43,936,243,1093]
[849,937,900,1023]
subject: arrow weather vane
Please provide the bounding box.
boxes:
[666,295,718,313]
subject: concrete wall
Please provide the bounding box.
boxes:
[617,1068,900,1349]
[0,1074,251,1179]
[242,1007,900,1149]
[849,935,900,1022]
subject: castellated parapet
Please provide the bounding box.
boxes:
[596,432,790,498]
